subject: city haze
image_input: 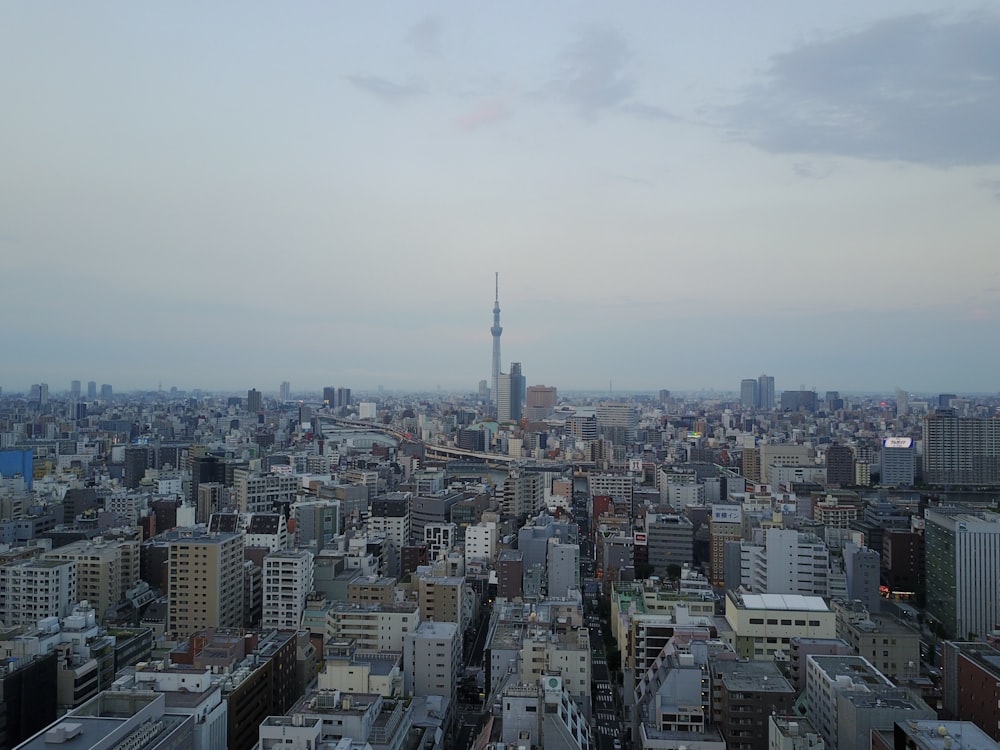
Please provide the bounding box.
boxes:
[2,3,999,392]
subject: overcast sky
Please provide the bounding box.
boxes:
[2,3,998,395]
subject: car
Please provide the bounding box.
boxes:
[613,740,622,749]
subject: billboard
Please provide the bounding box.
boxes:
[634,532,647,546]
[711,505,742,523]
[883,437,913,448]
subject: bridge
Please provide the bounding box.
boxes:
[320,416,595,473]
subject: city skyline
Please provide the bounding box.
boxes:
[2,3,999,393]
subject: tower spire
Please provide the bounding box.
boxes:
[491,272,503,410]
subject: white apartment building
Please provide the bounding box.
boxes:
[0,558,76,628]
[234,469,302,513]
[465,521,497,568]
[327,602,421,652]
[403,620,461,702]
[263,549,315,630]
[740,528,831,597]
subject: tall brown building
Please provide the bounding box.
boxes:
[524,385,557,421]
[166,528,245,639]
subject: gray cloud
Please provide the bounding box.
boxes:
[551,26,680,124]
[725,13,1000,166]
[346,74,424,103]
[406,16,443,57]
[793,161,833,180]
[980,179,1000,200]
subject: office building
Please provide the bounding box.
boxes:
[596,402,639,446]
[714,660,796,750]
[166,528,244,638]
[546,539,580,598]
[42,533,140,624]
[403,621,461,703]
[0,558,76,629]
[872,720,996,750]
[645,513,695,576]
[768,716,824,750]
[524,385,557,421]
[941,641,1000,742]
[0,652,58,750]
[279,381,290,402]
[246,388,262,414]
[825,445,855,486]
[86,381,97,399]
[881,437,916,486]
[725,592,835,661]
[741,378,759,408]
[369,492,410,576]
[923,411,1000,486]
[262,550,314,630]
[234,469,300,514]
[100,384,113,400]
[497,550,523,599]
[741,528,831,597]
[925,508,1000,638]
[501,471,544,519]
[758,375,775,411]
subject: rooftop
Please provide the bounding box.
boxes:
[737,593,829,612]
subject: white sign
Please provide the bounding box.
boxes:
[884,437,913,448]
[711,505,742,523]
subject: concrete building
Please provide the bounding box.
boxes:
[923,411,1000,486]
[233,470,301,514]
[42,533,141,624]
[546,539,579,598]
[524,385,557,421]
[724,592,835,661]
[464,521,497,568]
[881,437,916,486]
[165,528,244,638]
[805,654,934,750]
[325,601,421,653]
[714,660,796,750]
[596,402,639,446]
[709,504,743,586]
[645,513,695,576]
[262,549,314,630]
[740,528,831,597]
[499,676,592,750]
[925,507,1000,638]
[872,720,998,750]
[941,641,1000,742]
[403,621,461,705]
[126,664,228,750]
[13,691,192,750]
[423,522,457,561]
[497,549,523,600]
[369,492,410,578]
[501,471,545,519]
[416,575,465,626]
[768,716,825,750]
[0,558,76,629]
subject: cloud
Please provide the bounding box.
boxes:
[793,161,834,180]
[553,26,633,118]
[406,16,443,57]
[549,26,681,124]
[979,179,1000,200]
[346,74,424,103]
[724,13,1000,166]
[458,98,509,131]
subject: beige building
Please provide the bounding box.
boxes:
[42,531,140,623]
[416,575,464,625]
[759,444,814,484]
[166,528,244,638]
[326,601,421,652]
[724,591,835,660]
[0,558,77,629]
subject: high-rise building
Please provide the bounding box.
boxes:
[42,532,140,624]
[757,375,775,411]
[166,528,245,638]
[491,272,502,409]
[895,387,909,416]
[247,388,262,414]
[525,385,557,421]
[336,387,351,407]
[403,621,461,704]
[922,410,1000,486]
[100,383,113,399]
[497,373,513,423]
[509,362,525,422]
[825,444,855,486]
[124,445,152,489]
[0,559,76,628]
[370,492,411,577]
[87,380,98,399]
[925,507,1000,638]
[262,549,314,630]
[881,437,916,486]
[37,382,49,406]
[70,380,81,399]
[740,378,759,408]
[596,402,638,446]
[279,381,290,402]
[781,390,817,412]
[322,386,335,406]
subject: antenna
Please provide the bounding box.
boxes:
[495,271,499,302]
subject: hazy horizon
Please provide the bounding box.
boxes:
[2,3,998,394]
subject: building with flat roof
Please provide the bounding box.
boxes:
[165,528,244,639]
[768,715,824,750]
[0,558,76,629]
[724,592,835,661]
[403,621,461,706]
